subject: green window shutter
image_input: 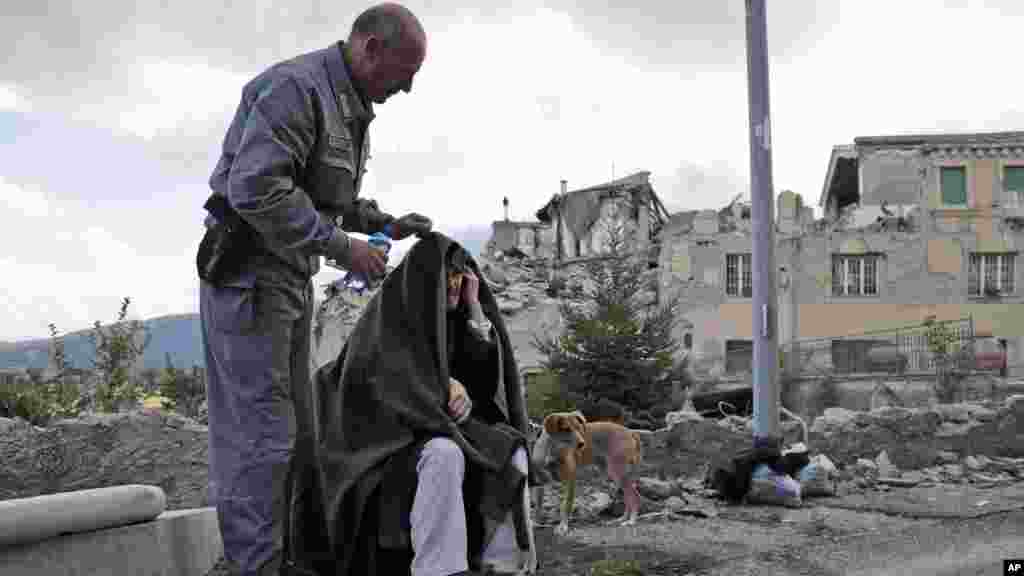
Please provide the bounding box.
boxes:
[1005,166,1024,192]
[941,166,967,205]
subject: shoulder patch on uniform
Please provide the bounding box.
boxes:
[328,133,352,150]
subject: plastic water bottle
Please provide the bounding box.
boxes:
[342,232,392,294]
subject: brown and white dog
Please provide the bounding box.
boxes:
[529,410,643,535]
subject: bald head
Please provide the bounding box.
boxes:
[346,3,426,104]
[350,3,426,49]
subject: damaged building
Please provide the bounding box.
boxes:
[658,131,1024,379]
[485,171,671,263]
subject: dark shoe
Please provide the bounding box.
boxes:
[278,559,320,575]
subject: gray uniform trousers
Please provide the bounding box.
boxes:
[200,277,313,576]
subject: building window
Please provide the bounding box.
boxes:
[831,254,879,296]
[969,253,1016,296]
[940,166,967,206]
[726,253,752,297]
[725,339,753,374]
[1004,165,1024,207]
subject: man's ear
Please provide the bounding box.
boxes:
[363,35,383,62]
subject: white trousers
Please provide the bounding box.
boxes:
[410,438,536,576]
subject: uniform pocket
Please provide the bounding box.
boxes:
[321,132,354,172]
[209,282,258,334]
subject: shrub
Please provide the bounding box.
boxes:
[532,222,682,416]
[524,369,574,421]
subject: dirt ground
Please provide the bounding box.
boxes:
[206,477,1024,575]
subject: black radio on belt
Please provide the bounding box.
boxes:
[196,193,257,286]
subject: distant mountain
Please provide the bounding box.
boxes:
[0,314,204,372]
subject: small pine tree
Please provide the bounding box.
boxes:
[159,352,180,410]
[90,297,151,412]
[532,221,682,415]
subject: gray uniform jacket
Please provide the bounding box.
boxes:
[207,41,393,286]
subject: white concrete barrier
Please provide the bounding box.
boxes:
[0,507,222,576]
[0,484,166,547]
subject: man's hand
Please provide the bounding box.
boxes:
[334,236,387,278]
[390,213,433,240]
[448,377,472,423]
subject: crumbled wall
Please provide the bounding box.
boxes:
[487,221,555,259]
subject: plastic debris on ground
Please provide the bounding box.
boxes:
[747,463,802,508]
[798,454,839,497]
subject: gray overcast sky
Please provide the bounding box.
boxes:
[2,1,1023,340]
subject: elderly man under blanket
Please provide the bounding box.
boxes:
[409,245,539,576]
[282,235,539,576]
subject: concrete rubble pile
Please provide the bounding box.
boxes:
[474,254,556,317]
[847,450,1023,492]
[809,395,1024,469]
[0,411,209,511]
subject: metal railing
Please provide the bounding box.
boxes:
[723,317,981,378]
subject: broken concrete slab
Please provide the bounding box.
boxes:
[635,477,676,501]
[0,507,221,576]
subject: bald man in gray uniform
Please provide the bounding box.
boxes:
[197,4,432,574]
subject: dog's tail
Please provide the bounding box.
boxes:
[630,430,643,466]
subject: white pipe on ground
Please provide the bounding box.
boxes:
[0,484,166,548]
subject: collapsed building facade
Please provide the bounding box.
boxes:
[658,131,1024,378]
[315,131,1024,384]
[485,171,671,263]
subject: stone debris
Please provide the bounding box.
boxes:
[841,450,1020,493]
[533,473,720,528]
[663,496,687,511]
[816,407,858,429]
[876,476,919,487]
[854,459,878,474]
[875,451,897,477]
[810,397,1024,470]
[635,477,676,501]
[899,470,926,484]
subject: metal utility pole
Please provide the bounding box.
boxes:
[744,0,780,448]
